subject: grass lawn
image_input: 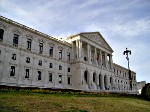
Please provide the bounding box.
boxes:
[0,91,150,112]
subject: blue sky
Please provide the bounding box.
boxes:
[0,0,150,83]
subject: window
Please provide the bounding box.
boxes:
[49,63,53,68]
[67,52,70,60]
[110,77,112,84]
[93,73,96,83]
[12,54,16,60]
[39,43,43,54]
[84,57,87,61]
[68,76,71,84]
[38,71,41,80]
[49,73,52,82]
[0,29,4,41]
[10,66,15,76]
[59,50,62,59]
[13,34,19,46]
[59,65,62,70]
[49,46,53,56]
[27,38,32,50]
[25,69,29,78]
[26,57,30,63]
[59,75,62,83]
[84,71,88,83]
[68,68,70,72]
[39,60,42,66]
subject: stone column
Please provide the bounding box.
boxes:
[105,52,108,68]
[78,40,82,59]
[71,41,75,60]
[101,75,105,90]
[88,70,92,89]
[96,73,99,87]
[110,55,113,70]
[76,40,79,59]
[87,44,91,64]
[99,50,102,67]
[94,47,98,65]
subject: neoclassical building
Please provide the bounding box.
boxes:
[0,16,138,93]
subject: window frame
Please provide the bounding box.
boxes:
[13,34,19,47]
[59,65,62,70]
[10,66,15,76]
[49,73,52,82]
[58,74,62,83]
[39,42,43,54]
[49,63,53,68]
[26,57,30,63]
[38,71,42,80]
[59,50,62,59]
[25,68,29,78]
[38,60,42,66]
[49,46,53,57]
[12,54,16,60]
[0,29,4,41]
[27,38,32,50]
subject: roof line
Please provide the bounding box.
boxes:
[0,16,71,47]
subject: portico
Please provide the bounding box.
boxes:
[72,39,113,70]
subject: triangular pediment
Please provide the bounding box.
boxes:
[80,32,113,52]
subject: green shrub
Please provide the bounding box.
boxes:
[142,83,150,101]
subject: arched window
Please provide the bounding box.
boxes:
[93,73,96,83]
[104,75,107,89]
[84,71,88,83]
[110,77,112,84]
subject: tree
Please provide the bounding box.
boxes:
[142,83,150,101]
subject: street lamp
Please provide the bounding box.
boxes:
[123,48,132,90]
[123,48,131,70]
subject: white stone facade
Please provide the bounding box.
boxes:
[0,16,138,93]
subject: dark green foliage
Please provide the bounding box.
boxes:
[142,83,150,101]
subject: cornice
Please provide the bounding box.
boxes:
[0,16,71,47]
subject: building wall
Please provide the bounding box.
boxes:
[0,16,138,93]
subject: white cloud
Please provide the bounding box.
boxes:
[109,18,150,37]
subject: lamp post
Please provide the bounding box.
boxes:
[123,48,131,70]
[123,48,132,90]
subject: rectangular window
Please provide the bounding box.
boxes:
[25,69,29,78]
[26,57,30,63]
[39,60,42,66]
[59,75,62,83]
[10,66,15,76]
[38,71,41,80]
[49,46,53,56]
[67,52,70,60]
[59,50,62,59]
[13,34,19,46]
[59,65,62,70]
[0,29,4,41]
[49,73,52,82]
[49,63,53,68]
[68,68,70,72]
[39,43,43,54]
[27,38,32,50]
[68,76,71,84]
[12,54,16,60]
